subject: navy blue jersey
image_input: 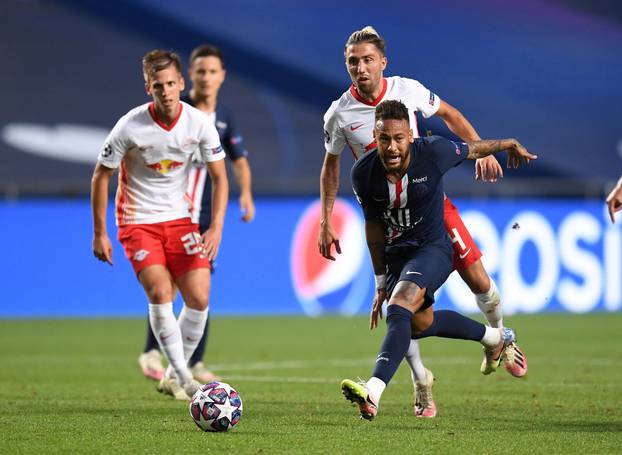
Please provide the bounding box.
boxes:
[182,94,249,231]
[351,136,468,253]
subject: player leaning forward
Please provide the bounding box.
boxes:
[341,100,536,420]
[91,50,228,399]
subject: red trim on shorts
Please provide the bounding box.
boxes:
[364,141,377,152]
[349,78,388,106]
[345,138,358,160]
[148,102,183,131]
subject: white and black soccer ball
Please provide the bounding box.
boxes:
[189,382,243,432]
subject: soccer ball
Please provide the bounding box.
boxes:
[189,382,243,432]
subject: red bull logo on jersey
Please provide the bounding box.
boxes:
[146,159,184,175]
[290,198,371,316]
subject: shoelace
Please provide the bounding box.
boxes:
[416,383,433,408]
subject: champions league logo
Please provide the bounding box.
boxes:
[290,199,371,316]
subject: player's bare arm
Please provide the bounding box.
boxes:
[319,152,342,260]
[232,157,255,223]
[90,163,115,265]
[202,159,229,261]
[606,176,622,223]
[436,100,503,182]
[466,139,537,168]
[365,219,387,330]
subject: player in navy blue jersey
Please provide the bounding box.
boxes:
[341,100,536,420]
[138,44,255,390]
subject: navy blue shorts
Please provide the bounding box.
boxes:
[385,237,453,310]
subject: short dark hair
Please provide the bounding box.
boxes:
[344,26,386,57]
[190,44,225,69]
[142,49,182,82]
[375,100,409,124]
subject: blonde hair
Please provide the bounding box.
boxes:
[344,26,386,56]
[142,49,182,82]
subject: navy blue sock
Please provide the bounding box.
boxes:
[189,315,210,366]
[371,305,413,385]
[413,310,485,341]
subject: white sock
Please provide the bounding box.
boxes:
[404,340,428,387]
[178,305,208,362]
[480,326,502,349]
[475,277,503,328]
[366,377,386,404]
[148,302,192,385]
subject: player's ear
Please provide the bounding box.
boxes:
[381,56,387,71]
[179,76,186,92]
[408,128,414,143]
[144,82,151,96]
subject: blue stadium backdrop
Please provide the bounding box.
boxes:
[2,198,619,317]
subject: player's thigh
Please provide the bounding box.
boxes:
[138,264,176,304]
[163,219,212,282]
[443,197,482,271]
[175,268,211,311]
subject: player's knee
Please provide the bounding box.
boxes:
[184,292,209,311]
[145,283,174,304]
[411,308,433,335]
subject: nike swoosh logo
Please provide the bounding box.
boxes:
[350,123,364,131]
[459,248,472,259]
[160,332,174,341]
[412,216,423,225]
[406,271,422,275]
[372,197,385,202]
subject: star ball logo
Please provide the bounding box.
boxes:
[289,198,372,316]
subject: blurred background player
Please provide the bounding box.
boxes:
[320,26,528,417]
[606,176,622,223]
[92,49,229,400]
[341,100,536,420]
[138,44,255,383]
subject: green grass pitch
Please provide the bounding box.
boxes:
[1,314,621,454]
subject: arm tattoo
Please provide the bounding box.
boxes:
[467,139,513,160]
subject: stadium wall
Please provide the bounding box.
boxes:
[2,197,619,317]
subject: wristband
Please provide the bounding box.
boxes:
[374,274,387,289]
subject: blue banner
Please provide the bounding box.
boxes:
[2,197,619,317]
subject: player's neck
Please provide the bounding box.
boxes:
[354,83,384,103]
[153,101,181,126]
[190,89,217,113]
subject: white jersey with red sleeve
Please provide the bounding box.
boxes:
[323,76,441,160]
[97,101,225,226]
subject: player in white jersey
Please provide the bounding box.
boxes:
[91,50,229,400]
[320,27,527,417]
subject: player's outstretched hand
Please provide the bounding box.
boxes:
[239,193,255,223]
[475,155,503,183]
[318,221,341,261]
[370,288,387,330]
[506,140,537,168]
[606,180,622,223]
[201,227,223,261]
[93,234,113,265]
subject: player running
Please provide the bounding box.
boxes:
[320,26,527,417]
[341,100,536,420]
[138,44,255,385]
[91,49,228,400]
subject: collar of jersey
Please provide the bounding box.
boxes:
[148,102,183,131]
[349,78,388,106]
